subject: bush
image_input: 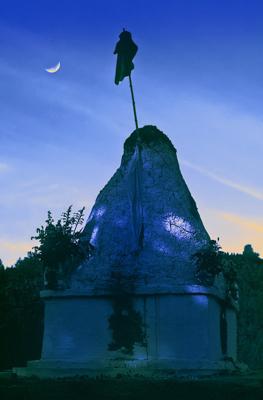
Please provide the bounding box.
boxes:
[32,205,89,289]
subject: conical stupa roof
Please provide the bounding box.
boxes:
[71,126,210,294]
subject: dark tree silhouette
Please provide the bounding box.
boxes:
[193,240,224,285]
[32,206,87,289]
[0,252,43,369]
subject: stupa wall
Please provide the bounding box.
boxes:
[41,291,236,364]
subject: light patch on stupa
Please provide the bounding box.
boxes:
[90,226,99,245]
[114,217,128,227]
[87,206,107,223]
[164,214,195,239]
[192,295,208,307]
[95,206,107,218]
[153,239,172,255]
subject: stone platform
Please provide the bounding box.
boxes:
[14,358,239,379]
[14,286,238,378]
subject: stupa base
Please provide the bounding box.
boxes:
[13,358,241,379]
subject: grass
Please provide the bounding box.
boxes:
[1,371,263,400]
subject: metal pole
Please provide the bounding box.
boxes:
[128,74,139,130]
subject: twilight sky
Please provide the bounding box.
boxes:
[0,0,263,266]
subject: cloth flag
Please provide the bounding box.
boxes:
[114,29,138,85]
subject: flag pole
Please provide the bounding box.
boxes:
[128,73,139,130]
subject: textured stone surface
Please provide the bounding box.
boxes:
[15,293,238,378]
[71,126,210,293]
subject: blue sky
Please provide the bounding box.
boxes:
[0,0,263,265]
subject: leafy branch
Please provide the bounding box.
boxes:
[31,205,88,289]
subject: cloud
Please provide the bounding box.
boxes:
[220,212,263,234]
[182,160,263,201]
[0,239,33,253]
[200,208,263,257]
[0,239,34,266]
[0,177,93,209]
[0,162,10,173]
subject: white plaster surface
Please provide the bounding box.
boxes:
[71,126,210,293]
[41,294,236,364]
[42,298,112,360]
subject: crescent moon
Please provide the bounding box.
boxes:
[45,62,61,73]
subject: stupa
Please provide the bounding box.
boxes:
[15,126,238,377]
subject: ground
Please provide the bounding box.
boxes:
[1,370,263,400]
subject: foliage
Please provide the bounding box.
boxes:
[0,253,44,369]
[0,259,4,270]
[32,205,88,289]
[193,240,239,300]
[108,295,146,354]
[194,240,224,285]
[194,242,263,367]
[243,244,260,259]
[220,255,238,300]
[227,248,263,368]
